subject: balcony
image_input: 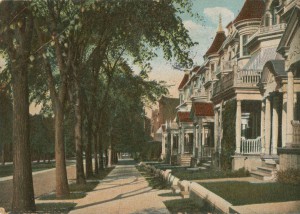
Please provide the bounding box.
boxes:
[213,69,261,96]
[259,23,287,34]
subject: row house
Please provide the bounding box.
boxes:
[164,0,300,174]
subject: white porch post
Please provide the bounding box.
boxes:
[235,100,242,154]
[261,101,265,153]
[287,71,294,145]
[265,97,271,154]
[219,102,223,153]
[272,97,278,154]
[214,109,219,152]
[170,133,173,159]
[282,93,287,147]
[162,134,166,158]
[193,125,197,156]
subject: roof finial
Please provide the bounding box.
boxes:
[218,14,223,32]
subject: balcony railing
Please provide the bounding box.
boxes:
[259,23,287,34]
[241,136,262,155]
[292,120,300,146]
[213,69,261,96]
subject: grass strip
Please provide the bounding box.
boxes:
[38,192,86,200]
[69,181,99,192]
[200,181,300,205]
[164,198,214,214]
[36,202,76,213]
[136,166,170,190]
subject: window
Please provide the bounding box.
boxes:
[243,35,249,56]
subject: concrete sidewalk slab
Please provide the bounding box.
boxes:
[69,159,170,214]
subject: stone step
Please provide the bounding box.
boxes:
[263,161,277,169]
[257,166,274,175]
[171,185,180,194]
[250,170,273,181]
[180,191,189,199]
[202,163,211,167]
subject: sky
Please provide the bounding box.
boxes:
[146,0,245,99]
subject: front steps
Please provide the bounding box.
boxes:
[250,159,277,181]
[177,154,192,166]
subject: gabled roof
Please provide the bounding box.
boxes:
[205,31,226,56]
[191,102,214,117]
[177,112,192,123]
[192,66,200,73]
[178,74,189,89]
[233,0,265,24]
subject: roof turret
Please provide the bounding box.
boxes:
[233,0,265,24]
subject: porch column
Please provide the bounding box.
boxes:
[235,100,242,154]
[287,71,294,145]
[265,97,271,154]
[219,101,223,153]
[170,133,173,163]
[282,93,287,147]
[193,125,197,156]
[162,133,166,156]
[261,101,265,153]
[214,109,219,152]
[272,96,278,154]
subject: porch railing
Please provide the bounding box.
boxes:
[292,120,300,146]
[236,69,261,86]
[212,69,261,96]
[241,136,262,154]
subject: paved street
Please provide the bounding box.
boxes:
[69,159,170,214]
[0,165,76,211]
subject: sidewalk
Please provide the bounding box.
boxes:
[69,159,170,214]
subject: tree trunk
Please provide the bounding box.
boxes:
[85,122,93,178]
[54,105,70,197]
[107,137,112,167]
[11,63,35,212]
[1,144,5,166]
[98,136,104,170]
[93,132,99,174]
[74,85,85,184]
[105,149,108,168]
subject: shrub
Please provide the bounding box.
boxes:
[277,168,300,185]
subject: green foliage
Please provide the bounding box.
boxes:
[277,168,300,185]
[221,100,236,170]
[138,142,162,161]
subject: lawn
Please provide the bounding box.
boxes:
[171,167,250,180]
[200,181,300,205]
[136,166,170,190]
[164,198,215,214]
[36,202,76,213]
[0,161,75,178]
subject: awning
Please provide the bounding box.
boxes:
[243,47,282,70]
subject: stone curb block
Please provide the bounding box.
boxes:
[189,182,233,214]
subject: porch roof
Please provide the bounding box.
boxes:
[191,102,214,117]
[177,111,192,123]
[264,60,286,77]
[244,47,282,70]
